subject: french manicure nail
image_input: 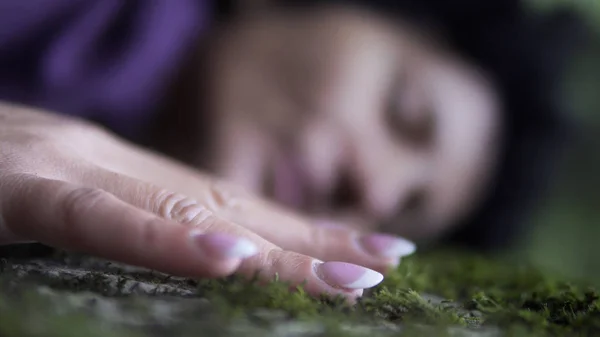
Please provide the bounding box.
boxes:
[357,233,416,258]
[190,231,258,259]
[314,261,384,289]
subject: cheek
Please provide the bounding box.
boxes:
[426,63,501,230]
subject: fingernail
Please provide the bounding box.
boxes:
[357,233,416,258]
[314,261,384,289]
[190,231,258,259]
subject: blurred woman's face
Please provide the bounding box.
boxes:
[204,6,502,241]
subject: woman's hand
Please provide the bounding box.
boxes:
[0,102,416,301]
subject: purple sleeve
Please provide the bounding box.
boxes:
[0,0,211,137]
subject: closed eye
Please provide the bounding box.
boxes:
[385,70,435,148]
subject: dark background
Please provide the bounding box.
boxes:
[523,0,600,283]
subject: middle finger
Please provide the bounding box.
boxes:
[86,137,417,271]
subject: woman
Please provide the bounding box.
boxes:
[0,0,581,301]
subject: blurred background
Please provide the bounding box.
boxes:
[2,0,597,285]
[525,0,600,282]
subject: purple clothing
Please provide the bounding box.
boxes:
[0,0,211,138]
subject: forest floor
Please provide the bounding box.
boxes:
[1,249,599,337]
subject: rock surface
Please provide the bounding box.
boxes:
[0,254,500,337]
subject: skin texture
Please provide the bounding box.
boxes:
[203,6,502,241]
[0,102,421,302]
[0,5,501,303]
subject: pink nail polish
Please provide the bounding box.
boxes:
[190,231,258,259]
[357,234,416,258]
[314,261,383,289]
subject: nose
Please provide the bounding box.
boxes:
[329,164,426,224]
[348,137,430,221]
[364,163,427,220]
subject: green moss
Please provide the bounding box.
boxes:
[193,250,600,336]
[0,288,137,337]
[2,250,600,336]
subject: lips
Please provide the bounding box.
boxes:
[269,151,363,220]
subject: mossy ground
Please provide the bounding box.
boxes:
[1,2,598,337]
[1,250,599,337]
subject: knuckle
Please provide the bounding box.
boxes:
[239,245,276,271]
[265,248,284,271]
[203,180,248,213]
[265,248,308,278]
[59,187,107,237]
[150,189,215,226]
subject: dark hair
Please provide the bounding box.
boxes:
[410,2,584,251]
[274,0,585,250]
[218,0,585,251]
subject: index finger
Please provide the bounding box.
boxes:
[0,174,251,278]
